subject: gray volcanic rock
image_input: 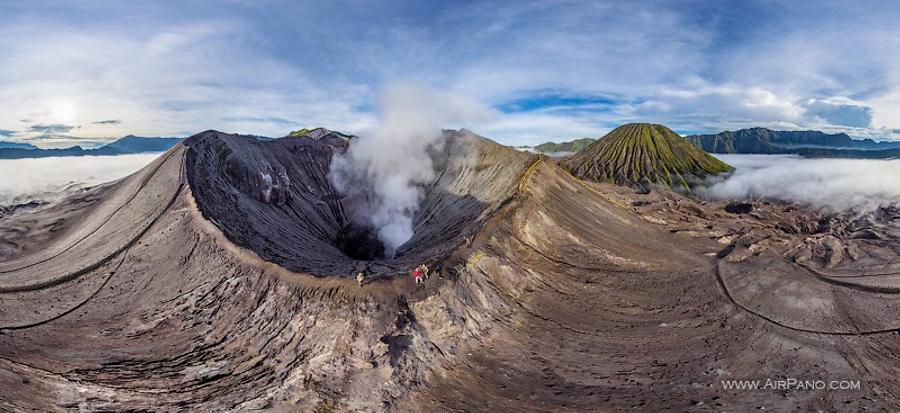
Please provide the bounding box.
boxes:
[0,128,898,411]
[186,129,533,277]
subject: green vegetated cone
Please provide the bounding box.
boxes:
[288,128,311,137]
[563,123,733,189]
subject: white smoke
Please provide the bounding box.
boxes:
[0,153,162,206]
[329,84,493,257]
[698,154,900,212]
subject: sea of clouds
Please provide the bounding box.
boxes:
[0,153,162,205]
[699,154,900,212]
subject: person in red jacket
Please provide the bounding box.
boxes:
[412,266,425,285]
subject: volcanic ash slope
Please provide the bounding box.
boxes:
[563,122,733,188]
[0,127,898,411]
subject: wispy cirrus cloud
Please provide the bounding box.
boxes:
[28,124,77,134]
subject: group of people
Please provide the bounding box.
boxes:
[355,264,432,288]
[411,264,429,285]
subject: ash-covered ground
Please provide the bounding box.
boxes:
[0,129,899,411]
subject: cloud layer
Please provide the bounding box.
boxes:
[0,153,163,205]
[699,155,900,212]
[1,1,899,146]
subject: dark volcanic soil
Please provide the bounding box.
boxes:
[0,129,898,411]
[186,129,532,278]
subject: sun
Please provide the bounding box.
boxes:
[50,101,78,123]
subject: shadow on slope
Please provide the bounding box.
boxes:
[186,129,534,278]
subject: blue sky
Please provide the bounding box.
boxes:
[1,0,899,147]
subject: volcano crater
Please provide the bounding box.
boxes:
[184,129,535,278]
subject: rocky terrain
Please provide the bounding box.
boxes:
[0,126,898,411]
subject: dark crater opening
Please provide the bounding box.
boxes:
[185,129,536,277]
[335,222,385,261]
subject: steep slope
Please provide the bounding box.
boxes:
[563,123,732,188]
[0,130,536,411]
[687,128,784,154]
[0,129,898,411]
[688,127,900,154]
[188,128,532,277]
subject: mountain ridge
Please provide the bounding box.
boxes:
[0,141,38,150]
[533,138,595,154]
[687,127,900,154]
[0,136,184,159]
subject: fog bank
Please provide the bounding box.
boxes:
[0,154,162,205]
[699,155,900,212]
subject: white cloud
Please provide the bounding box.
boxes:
[1,2,900,147]
[700,155,900,212]
[474,111,608,145]
[0,20,368,146]
[803,97,873,128]
[0,154,162,205]
[637,83,805,127]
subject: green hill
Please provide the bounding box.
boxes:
[534,138,595,153]
[563,123,732,189]
[288,128,311,137]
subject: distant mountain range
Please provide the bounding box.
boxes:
[537,127,900,159]
[796,147,900,159]
[0,141,38,150]
[0,136,184,159]
[6,127,898,160]
[686,127,900,156]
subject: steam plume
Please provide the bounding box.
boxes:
[329,84,492,257]
[699,155,900,212]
